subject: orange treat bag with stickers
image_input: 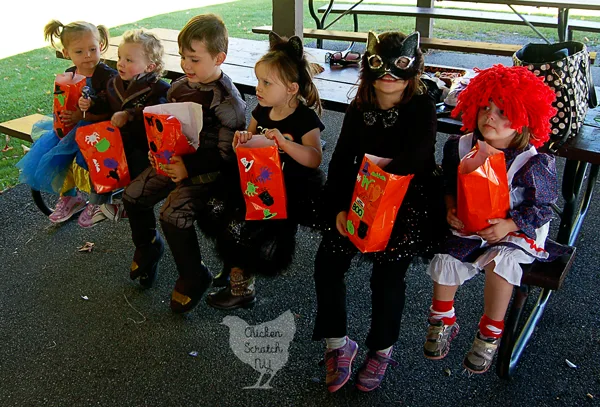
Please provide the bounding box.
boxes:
[346,154,413,253]
[53,72,86,138]
[143,102,202,176]
[236,135,287,220]
[75,121,130,193]
[457,140,510,234]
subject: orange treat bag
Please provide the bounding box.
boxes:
[143,102,202,176]
[75,121,130,194]
[236,135,287,220]
[53,72,86,138]
[346,154,413,253]
[457,140,510,234]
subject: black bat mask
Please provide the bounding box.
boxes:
[364,31,420,80]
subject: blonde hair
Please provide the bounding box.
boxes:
[178,14,228,57]
[257,44,322,115]
[121,29,165,78]
[44,20,109,53]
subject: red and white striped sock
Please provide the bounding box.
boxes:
[478,314,504,339]
[429,299,456,326]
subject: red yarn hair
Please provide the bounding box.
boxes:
[451,64,557,148]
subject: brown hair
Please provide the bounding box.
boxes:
[44,20,109,53]
[511,127,530,150]
[257,38,322,115]
[354,31,425,110]
[121,29,165,78]
[178,14,228,57]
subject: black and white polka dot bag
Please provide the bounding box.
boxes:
[514,41,597,152]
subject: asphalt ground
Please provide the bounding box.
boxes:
[1,53,600,406]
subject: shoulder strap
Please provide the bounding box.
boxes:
[507,146,537,184]
[458,133,474,159]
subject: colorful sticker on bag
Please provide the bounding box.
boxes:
[346,155,413,253]
[236,137,287,221]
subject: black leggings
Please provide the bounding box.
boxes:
[312,229,412,351]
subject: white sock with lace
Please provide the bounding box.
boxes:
[326,337,347,350]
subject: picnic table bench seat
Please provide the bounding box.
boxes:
[251,26,597,62]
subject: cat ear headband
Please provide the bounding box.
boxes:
[268,31,303,60]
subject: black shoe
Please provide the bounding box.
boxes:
[170,263,213,314]
[212,266,231,288]
[130,233,164,288]
[206,268,256,310]
[206,285,256,310]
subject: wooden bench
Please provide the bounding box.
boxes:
[254,25,597,63]
[0,114,46,143]
[318,3,600,42]
[0,114,60,215]
[252,25,526,56]
[253,25,597,62]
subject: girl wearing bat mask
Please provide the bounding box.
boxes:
[312,31,446,393]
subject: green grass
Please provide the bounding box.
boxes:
[1,0,599,190]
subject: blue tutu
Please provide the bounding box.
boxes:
[16,119,90,194]
[15,118,58,192]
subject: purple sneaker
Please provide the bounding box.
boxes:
[324,338,358,393]
[355,348,398,392]
[78,204,106,228]
[48,193,86,223]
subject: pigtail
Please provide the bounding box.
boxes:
[43,20,64,50]
[300,66,322,116]
[96,25,110,53]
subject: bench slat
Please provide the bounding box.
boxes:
[0,114,47,143]
[252,26,523,56]
[557,125,600,165]
[520,246,576,290]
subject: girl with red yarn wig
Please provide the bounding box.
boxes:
[422,64,559,374]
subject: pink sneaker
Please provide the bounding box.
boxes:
[355,348,398,392]
[78,204,106,228]
[324,338,358,393]
[49,193,86,223]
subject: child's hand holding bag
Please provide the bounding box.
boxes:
[456,140,510,234]
[235,134,287,220]
[143,102,202,177]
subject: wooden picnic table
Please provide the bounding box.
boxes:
[103,28,470,118]
[441,0,600,41]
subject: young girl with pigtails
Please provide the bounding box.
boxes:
[206,32,326,310]
[16,19,116,225]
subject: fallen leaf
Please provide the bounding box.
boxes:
[81,295,89,300]
[444,367,452,376]
[77,242,95,252]
[565,359,577,368]
[587,393,594,399]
